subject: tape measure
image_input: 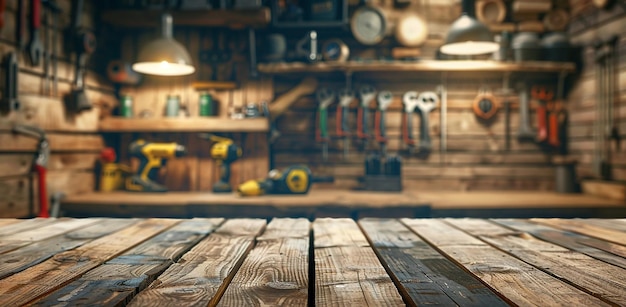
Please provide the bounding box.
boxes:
[473,92,499,120]
[322,39,350,62]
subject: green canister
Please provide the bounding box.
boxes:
[199,92,214,116]
[165,95,180,117]
[120,95,133,118]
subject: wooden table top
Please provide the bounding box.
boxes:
[0,217,625,306]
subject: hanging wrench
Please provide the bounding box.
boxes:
[415,91,439,157]
[28,0,43,66]
[517,82,535,142]
[357,85,376,150]
[316,88,335,162]
[337,89,354,160]
[375,91,393,156]
[402,91,419,155]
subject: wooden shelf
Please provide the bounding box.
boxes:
[101,8,271,28]
[191,81,237,91]
[257,60,577,75]
[99,117,269,133]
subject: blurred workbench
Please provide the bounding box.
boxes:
[60,190,626,218]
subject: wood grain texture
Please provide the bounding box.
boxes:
[0,218,58,236]
[218,218,310,306]
[0,218,99,254]
[492,219,626,270]
[0,176,35,218]
[359,218,508,307]
[451,219,626,306]
[0,219,19,227]
[0,153,99,178]
[314,218,404,306]
[0,133,104,152]
[0,219,178,306]
[531,218,626,246]
[128,219,266,307]
[0,219,136,279]
[401,219,609,306]
[32,218,223,306]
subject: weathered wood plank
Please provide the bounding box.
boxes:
[218,218,310,306]
[401,219,609,306]
[0,218,179,306]
[32,218,224,306]
[0,219,136,279]
[0,218,57,236]
[0,218,100,254]
[531,218,626,246]
[492,219,626,270]
[451,219,626,306]
[359,218,508,307]
[582,218,626,233]
[0,133,104,152]
[128,219,267,307]
[314,218,404,306]
[0,219,20,227]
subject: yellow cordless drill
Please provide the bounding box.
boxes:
[238,165,334,196]
[126,139,186,192]
[205,134,242,193]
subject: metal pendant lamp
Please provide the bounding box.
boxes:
[440,0,499,55]
[132,13,195,76]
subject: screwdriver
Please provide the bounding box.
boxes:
[316,88,335,162]
[337,89,354,160]
[375,91,393,156]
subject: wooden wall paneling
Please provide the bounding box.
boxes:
[271,68,564,190]
[0,132,104,152]
[0,0,111,217]
[0,153,98,178]
[567,8,625,183]
[0,176,35,218]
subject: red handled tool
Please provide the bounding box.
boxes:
[547,101,565,148]
[531,85,554,143]
[375,91,393,156]
[12,125,49,218]
[337,89,354,160]
[0,0,6,29]
[316,88,335,162]
[357,85,376,150]
[28,0,43,66]
[401,91,419,154]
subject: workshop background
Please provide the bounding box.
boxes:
[0,0,624,217]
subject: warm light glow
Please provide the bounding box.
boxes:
[440,41,499,55]
[132,61,195,76]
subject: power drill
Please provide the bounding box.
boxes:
[205,134,242,193]
[237,165,334,196]
[126,139,186,192]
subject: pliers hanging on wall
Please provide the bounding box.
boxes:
[374,91,393,156]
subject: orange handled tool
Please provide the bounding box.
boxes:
[531,85,554,143]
